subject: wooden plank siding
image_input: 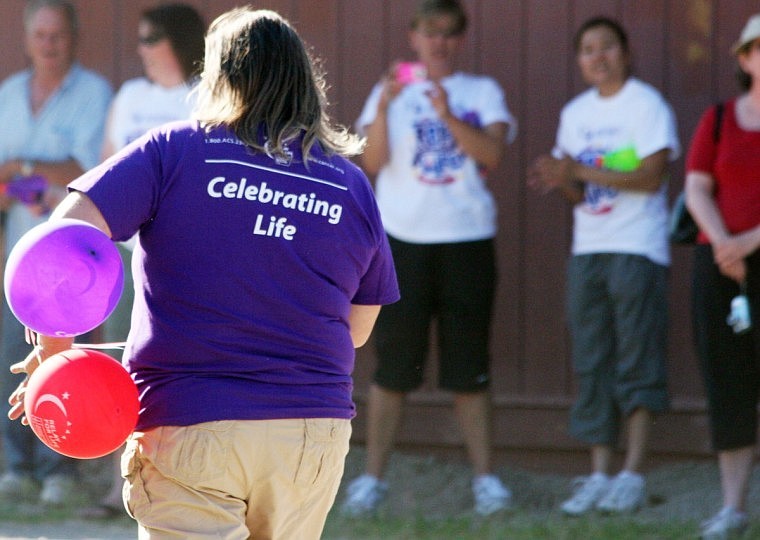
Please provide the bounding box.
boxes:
[0,0,756,470]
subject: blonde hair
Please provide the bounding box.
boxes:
[194,8,364,161]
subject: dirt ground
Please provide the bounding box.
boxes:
[0,445,758,540]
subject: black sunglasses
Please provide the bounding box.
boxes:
[138,33,166,46]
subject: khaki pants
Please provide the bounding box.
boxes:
[122,418,351,539]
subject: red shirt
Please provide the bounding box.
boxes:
[685,99,760,242]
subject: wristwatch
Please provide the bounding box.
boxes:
[20,160,33,177]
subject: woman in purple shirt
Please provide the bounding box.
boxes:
[8,7,399,539]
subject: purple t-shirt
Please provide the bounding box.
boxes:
[70,121,399,430]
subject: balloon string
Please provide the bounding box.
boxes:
[72,342,126,350]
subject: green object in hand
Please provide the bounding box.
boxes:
[598,146,640,172]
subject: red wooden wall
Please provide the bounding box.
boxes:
[0,0,756,469]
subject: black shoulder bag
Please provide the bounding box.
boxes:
[669,102,724,244]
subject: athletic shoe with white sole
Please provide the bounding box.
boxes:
[340,474,387,517]
[472,474,513,516]
[560,473,610,516]
[596,471,645,514]
[700,506,749,539]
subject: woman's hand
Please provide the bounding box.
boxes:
[716,257,747,284]
[8,346,43,424]
[377,63,405,112]
[712,224,760,284]
[7,332,74,423]
[712,236,747,269]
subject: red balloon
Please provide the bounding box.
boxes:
[4,218,124,337]
[24,349,140,459]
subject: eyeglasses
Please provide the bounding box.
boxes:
[138,33,166,46]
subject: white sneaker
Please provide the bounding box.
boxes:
[472,474,512,516]
[39,474,77,506]
[596,471,645,514]
[341,474,387,517]
[0,471,38,501]
[700,507,749,539]
[560,473,610,516]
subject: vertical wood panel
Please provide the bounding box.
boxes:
[479,0,526,395]
[338,0,387,130]
[73,2,117,83]
[521,0,575,397]
[0,2,29,78]
[292,1,342,125]
[666,0,714,400]
[623,0,668,89]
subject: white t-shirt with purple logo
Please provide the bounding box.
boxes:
[358,72,514,244]
[107,77,194,151]
[553,78,680,265]
[70,121,399,430]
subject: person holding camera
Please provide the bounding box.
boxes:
[341,0,516,517]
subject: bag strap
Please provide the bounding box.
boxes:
[713,102,724,143]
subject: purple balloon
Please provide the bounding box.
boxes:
[4,219,124,337]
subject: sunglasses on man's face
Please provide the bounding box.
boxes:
[138,33,166,46]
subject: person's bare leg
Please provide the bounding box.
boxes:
[365,383,405,478]
[717,446,754,512]
[453,391,491,475]
[621,407,650,473]
[591,444,613,475]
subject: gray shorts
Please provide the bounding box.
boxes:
[566,253,669,446]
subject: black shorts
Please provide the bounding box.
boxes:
[372,236,495,393]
